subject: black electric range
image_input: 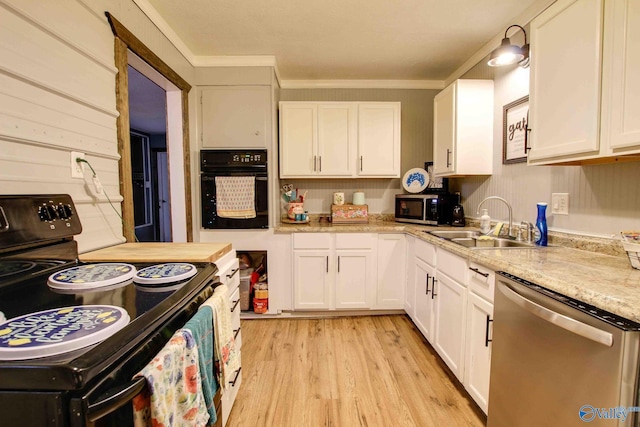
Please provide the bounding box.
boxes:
[0,195,221,426]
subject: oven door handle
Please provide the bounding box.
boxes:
[86,376,147,422]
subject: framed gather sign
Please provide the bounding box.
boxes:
[503,95,529,164]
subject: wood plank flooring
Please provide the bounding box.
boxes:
[227,315,486,427]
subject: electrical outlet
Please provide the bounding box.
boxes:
[71,152,85,178]
[551,193,569,215]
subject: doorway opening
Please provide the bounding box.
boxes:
[106,12,194,242]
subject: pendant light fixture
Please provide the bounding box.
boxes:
[487,24,529,67]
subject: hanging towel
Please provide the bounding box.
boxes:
[183,306,218,426]
[201,284,241,392]
[132,329,209,427]
[215,176,256,219]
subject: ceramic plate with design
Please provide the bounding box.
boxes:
[48,263,136,290]
[402,168,428,193]
[133,263,197,285]
[0,305,130,360]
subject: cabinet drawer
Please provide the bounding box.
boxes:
[229,286,241,318]
[415,238,436,266]
[335,233,374,249]
[468,262,495,303]
[221,351,242,425]
[293,233,331,249]
[218,253,240,293]
[437,249,467,284]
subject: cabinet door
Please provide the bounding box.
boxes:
[317,103,356,176]
[413,258,436,342]
[404,236,416,316]
[601,0,640,152]
[335,251,374,309]
[293,250,331,309]
[464,292,493,414]
[433,272,467,381]
[433,83,455,175]
[376,234,406,309]
[280,103,317,177]
[357,103,401,177]
[528,0,603,163]
[201,86,270,148]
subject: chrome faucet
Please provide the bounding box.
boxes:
[477,196,514,239]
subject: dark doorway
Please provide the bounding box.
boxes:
[128,66,171,242]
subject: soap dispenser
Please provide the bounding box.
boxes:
[480,209,491,234]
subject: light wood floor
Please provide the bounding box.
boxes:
[227,315,486,427]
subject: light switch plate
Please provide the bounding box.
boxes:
[551,193,569,215]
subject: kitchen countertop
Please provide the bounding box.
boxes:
[80,242,232,264]
[275,220,640,323]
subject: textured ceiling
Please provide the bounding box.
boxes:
[145,0,542,81]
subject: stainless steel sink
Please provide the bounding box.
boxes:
[450,237,537,249]
[428,230,539,249]
[428,230,481,239]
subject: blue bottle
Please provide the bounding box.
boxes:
[535,202,548,246]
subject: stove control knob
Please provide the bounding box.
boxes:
[47,204,59,220]
[57,203,73,219]
[38,205,52,221]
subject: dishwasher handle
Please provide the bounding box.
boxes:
[498,282,614,347]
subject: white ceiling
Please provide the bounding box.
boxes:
[141,0,547,82]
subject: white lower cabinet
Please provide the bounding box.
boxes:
[292,233,376,310]
[463,262,495,414]
[413,257,436,341]
[432,271,467,381]
[376,234,406,309]
[464,292,493,414]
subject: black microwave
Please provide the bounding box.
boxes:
[394,194,455,225]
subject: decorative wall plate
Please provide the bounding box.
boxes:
[402,168,428,193]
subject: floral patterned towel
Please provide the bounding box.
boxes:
[201,284,241,392]
[214,176,256,219]
[132,329,209,427]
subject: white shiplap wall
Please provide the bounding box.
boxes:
[0,0,195,252]
[452,62,640,238]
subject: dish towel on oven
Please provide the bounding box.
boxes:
[215,176,256,219]
[183,306,218,426]
[132,329,209,427]
[201,284,241,393]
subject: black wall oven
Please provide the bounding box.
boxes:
[201,149,269,229]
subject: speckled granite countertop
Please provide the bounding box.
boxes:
[275,219,640,323]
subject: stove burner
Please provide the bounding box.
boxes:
[0,261,37,278]
[0,305,130,360]
[133,263,197,286]
[47,263,136,291]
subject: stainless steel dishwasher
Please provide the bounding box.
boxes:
[488,272,640,427]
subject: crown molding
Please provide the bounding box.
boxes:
[280,80,445,90]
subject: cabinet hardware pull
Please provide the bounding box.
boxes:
[446,149,451,168]
[319,156,322,172]
[360,156,363,171]
[338,256,340,272]
[314,155,317,171]
[230,299,240,313]
[233,327,241,340]
[469,267,489,278]
[326,256,329,273]
[485,315,493,347]
[525,128,532,152]
[229,367,242,387]
[431,278,437,299]
[227,268,239,279]
[426,273,431,294]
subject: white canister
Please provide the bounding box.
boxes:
[353,191,365,206]
[333,192,345,205]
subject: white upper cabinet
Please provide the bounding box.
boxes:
[433,80,494,176]
[279,101,400,178]
[200,86,271,148]
[529,0,640,165]
[357,103,401,177]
